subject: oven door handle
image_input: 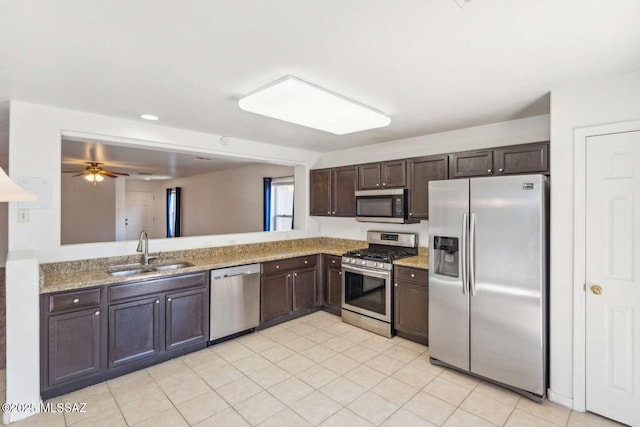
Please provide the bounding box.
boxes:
[342,265,391,280]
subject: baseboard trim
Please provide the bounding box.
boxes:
[547,389,574,409]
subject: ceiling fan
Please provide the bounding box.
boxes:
[62,162,129,186]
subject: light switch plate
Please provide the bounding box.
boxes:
[17,209,29,223]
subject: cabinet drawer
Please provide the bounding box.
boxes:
[325,255,342,269]
[109,273,207,302]
[49,288,101,313]
[395,266,428,284]
[262,255,317,275]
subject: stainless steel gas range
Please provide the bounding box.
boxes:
[341,231,418,337]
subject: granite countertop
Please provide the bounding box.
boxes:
[393,247,429,270]
[41,237,367,293]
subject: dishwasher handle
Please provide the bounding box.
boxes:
[211,263,261,281]
[215,271,258,279]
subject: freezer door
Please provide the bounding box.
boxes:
[469,174,546,396]
[428,179,470,371]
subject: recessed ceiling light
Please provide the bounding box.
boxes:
[140,114,159,121]
[238,75,391,135]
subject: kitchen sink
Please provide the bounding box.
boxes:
[108,262,194,277]
[153,262,194,271]
[109,268,154,277]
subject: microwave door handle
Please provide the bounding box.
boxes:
[461,212,468,295]
[469,212,476,296]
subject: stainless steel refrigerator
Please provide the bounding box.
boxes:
[428,174,548,400]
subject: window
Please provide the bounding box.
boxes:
[264,176,294,231]
[166,187,181,237]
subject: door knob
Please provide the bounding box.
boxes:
[591,285,603,295]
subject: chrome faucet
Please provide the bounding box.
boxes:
[136,229,159,266]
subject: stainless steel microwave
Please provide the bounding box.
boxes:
[355,189,418,223]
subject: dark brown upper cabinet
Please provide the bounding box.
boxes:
[358,160,406,190]
[494,142,549,175]
[310,166,357,217]
[310,168,332,216]
[332,166,357,216]
[449,142,549,179]
[449,150,494,179]
[407,155,448,220]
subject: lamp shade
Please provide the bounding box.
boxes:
[0,167,37,202]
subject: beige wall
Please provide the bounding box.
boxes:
[61,173,116,244]
[165,164,294,237]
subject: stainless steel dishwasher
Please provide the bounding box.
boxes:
[210,263,261,341]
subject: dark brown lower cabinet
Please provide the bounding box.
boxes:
[42,272,209,399]
[261,272,292,322]
[108,296,161,367]
[261,256,318,324]
[165,287,208,351]
[292,268,317,311]
[47,307,101,386]
[394,266,429,345]
[322,255,342,314]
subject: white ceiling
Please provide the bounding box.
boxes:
[2,1,640,153]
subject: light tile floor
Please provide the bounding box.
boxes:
[7,311,627,426]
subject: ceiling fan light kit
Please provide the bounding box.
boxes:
[63,162,129,187]
[238,75,391,135]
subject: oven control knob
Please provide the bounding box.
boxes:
[378,263,384,268]
[361,261,367,266]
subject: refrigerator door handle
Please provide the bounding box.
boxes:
[461,212,468,295]
[469,212,477,296]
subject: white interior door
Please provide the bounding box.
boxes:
[125,191,155,240]
[585,130,640,426]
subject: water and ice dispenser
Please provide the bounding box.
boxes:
[433,236,459,277]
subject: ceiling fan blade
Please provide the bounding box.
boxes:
[62,170,84,173]
[100,171,119,178]
[72,172,89,177]
[109,171,130,176]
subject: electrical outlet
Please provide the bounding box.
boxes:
[17,209,29,223]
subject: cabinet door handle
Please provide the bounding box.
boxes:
[167,298,172,302]
[332,211,336,214]
[275,265,280,269]
[487,169,492,173]
[409,212,413,216]
[410,273,415,278]
[376,183,380,187]
[73,298,79,304]
[294,272,298,277]
[94,310,100,316]
[395,283,398,287]
[498,168,504,172]
[327,211,330,214]
[155,299,160,304]
[382,182,386,186]
[304,260,308,264]
[287,274,291,278]
[339,272,342,275]
[331,260,336,264]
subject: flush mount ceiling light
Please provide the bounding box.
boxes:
[140,114,159,121]
[238,76,391,135]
